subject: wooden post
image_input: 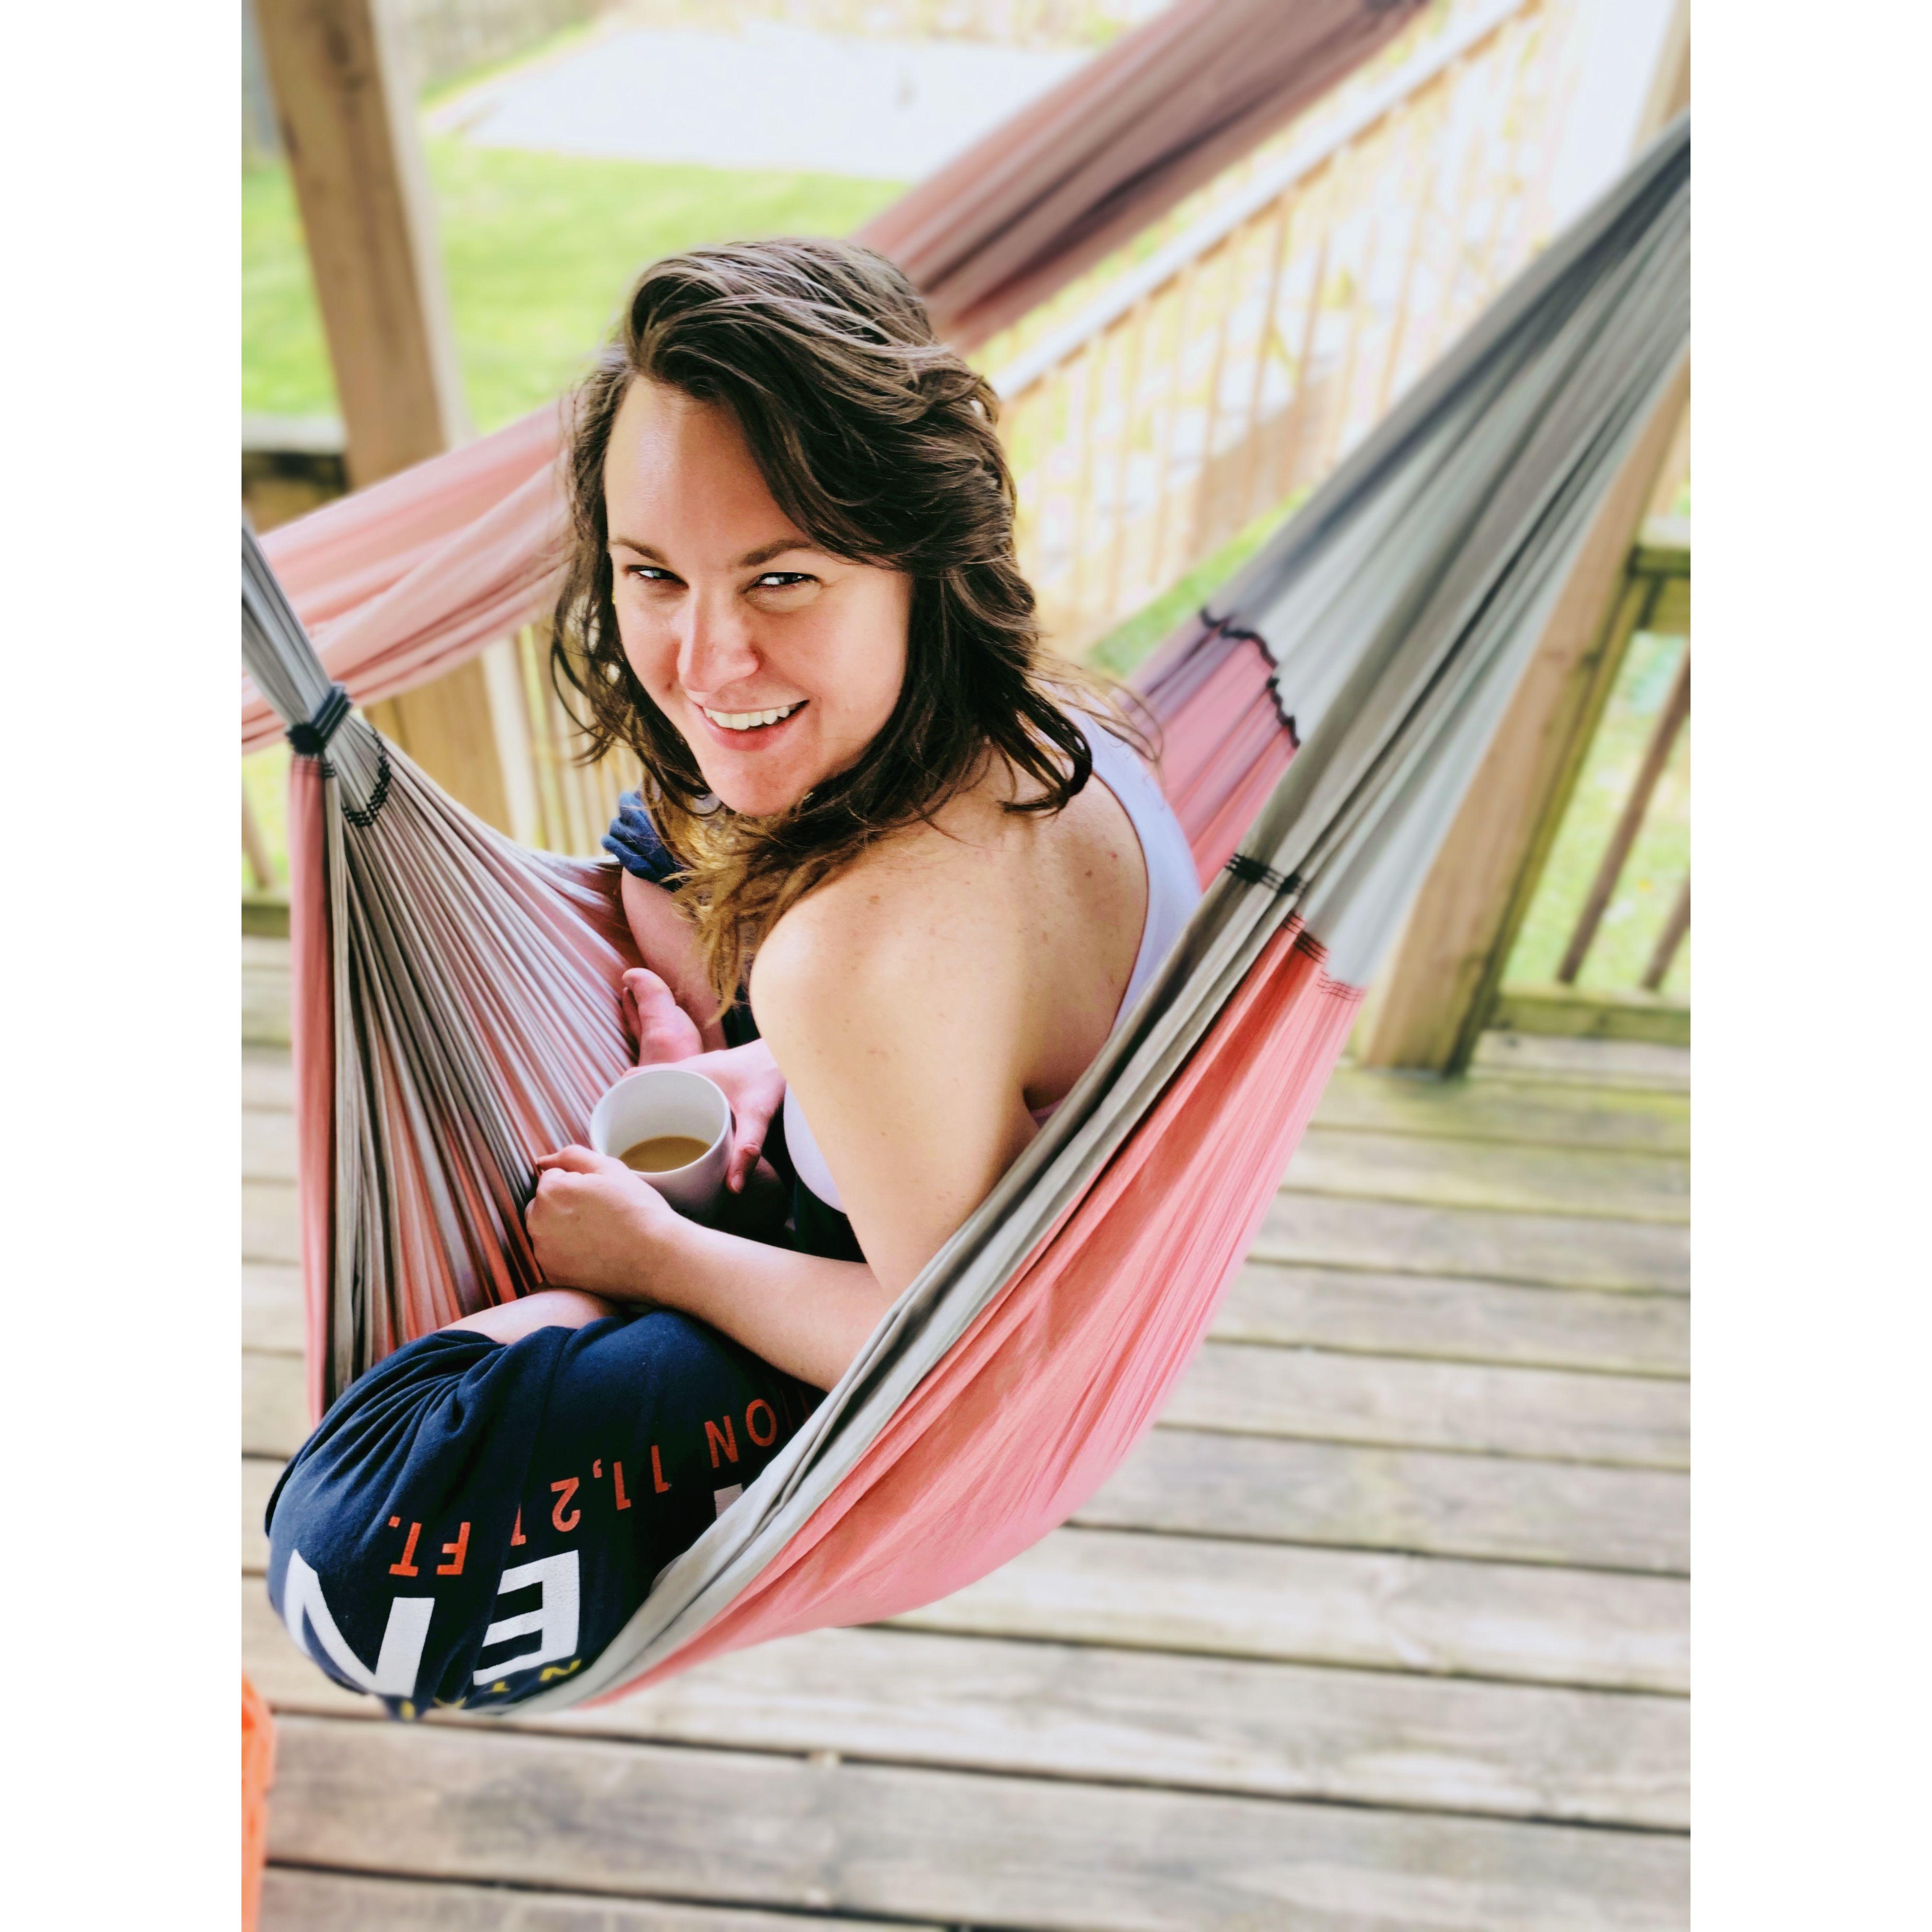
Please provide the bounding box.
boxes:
[251,0,466,482]
[253,0,518,834]
[1353,356,1690,1072]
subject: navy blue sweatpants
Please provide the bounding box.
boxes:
[264,1312,816,1716]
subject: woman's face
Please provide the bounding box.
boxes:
[602,378,913,817]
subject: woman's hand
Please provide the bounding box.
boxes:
[527,1145,683,1299]
[678,1038,788,1195]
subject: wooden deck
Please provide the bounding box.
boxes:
[242,936,1689,1931]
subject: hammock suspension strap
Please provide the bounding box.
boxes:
[1225,853,1303,895]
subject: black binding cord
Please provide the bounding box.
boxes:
[1226,853,1302,895]
[286,682,352,758]
[285,681,392,828]
[341,749,393,829]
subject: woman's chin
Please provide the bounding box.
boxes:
[698,755,815,818]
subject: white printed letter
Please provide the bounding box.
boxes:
[281,1549,434,1699]
[472,1551,580,1684]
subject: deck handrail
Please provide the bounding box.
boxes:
[986,0,1586,655]
[989,0,1536,405]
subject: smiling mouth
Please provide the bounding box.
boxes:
[698,701,805,733]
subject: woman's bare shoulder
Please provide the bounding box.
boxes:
[751,803,1016,1027]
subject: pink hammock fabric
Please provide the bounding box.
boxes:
[608,922,1354,1694]
[250,117,1688,1706]
[240,0,1423,755]
[281,632,1327,1690]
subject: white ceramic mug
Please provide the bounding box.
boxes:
[588,1066,733,1222]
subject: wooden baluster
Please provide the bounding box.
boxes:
[1557,644,1690,984]
[1230,191,1297,532]
[243,784,277,894]
[1142,254,1204,627]
[1642,874,1690,992]
[1099,300,1152,623]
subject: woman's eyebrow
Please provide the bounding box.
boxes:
[606,538,814,568]
[736,539,816,569]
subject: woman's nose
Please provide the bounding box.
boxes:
[678,595,760,696]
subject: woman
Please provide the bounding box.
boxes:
[264,239,1197,1714]
[525,236,1198,1388]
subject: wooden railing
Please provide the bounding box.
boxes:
[1487,520,1690,1043]
[244,0,1603,885]
[989,0,1589,654]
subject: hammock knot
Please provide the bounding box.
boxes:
[288,683,352,759]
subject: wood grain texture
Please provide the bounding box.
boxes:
[897,1527,1688,1692]
[245,1179,300,1265]
[243,1043,296,1111]
[263,1869,947,1932]
[266,1717,1688,1932]
[244,1588,1685,1828]
[245,1262,305,1354]
[1215,1263,1689,1375]
[1284,1126,1687,1224]
[245,1105,297,1182]
[1081,1428,1688,1573]
[251,0,466,483]
[1311,1066,1688,1154]
[1165,1341,1688,1468]
[246,1347,306,1458]
[1249,1192,1689,1292]
[1467,1032,1690,1092]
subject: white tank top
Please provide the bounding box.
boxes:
[781,722,1201,1214]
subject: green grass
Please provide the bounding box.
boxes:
[244,140,904,432]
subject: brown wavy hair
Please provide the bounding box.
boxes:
[552,236,1133,1005]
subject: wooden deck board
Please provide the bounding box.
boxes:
[1167,1339,1688,1468]
[263,1871,949,1932]
[896,1526,1687,1692]
[1313,1064,1688,1153]
[1250,1192,1689,1292]
[245,1588,1686,1828]
[1081,1428,1688,1573]
[1467,1032,1690,1091]
[1286,1125,1687,1223]
[266,1717,1688,1932]
[1218,1262,1688,1374]
[240,973,1688,1930]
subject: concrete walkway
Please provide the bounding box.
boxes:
[441,22,1089,179]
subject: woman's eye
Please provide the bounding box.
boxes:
[626,565,674,584]
[752,572,813,591]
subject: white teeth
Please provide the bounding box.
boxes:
[702,702,800,731]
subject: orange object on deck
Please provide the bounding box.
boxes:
[242,1673,276,1932]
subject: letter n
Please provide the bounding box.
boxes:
[705,1416,738,1468]
[280,1549,433,1700]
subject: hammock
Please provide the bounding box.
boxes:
[242,120,1688,1713]
[238,0,1430,755]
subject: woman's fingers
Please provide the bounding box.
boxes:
[730,1136,762,1193]
[534,1143,621,1175]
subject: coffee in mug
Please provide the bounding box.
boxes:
[587,1066,733,1221]
[618,1134,714,1174]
